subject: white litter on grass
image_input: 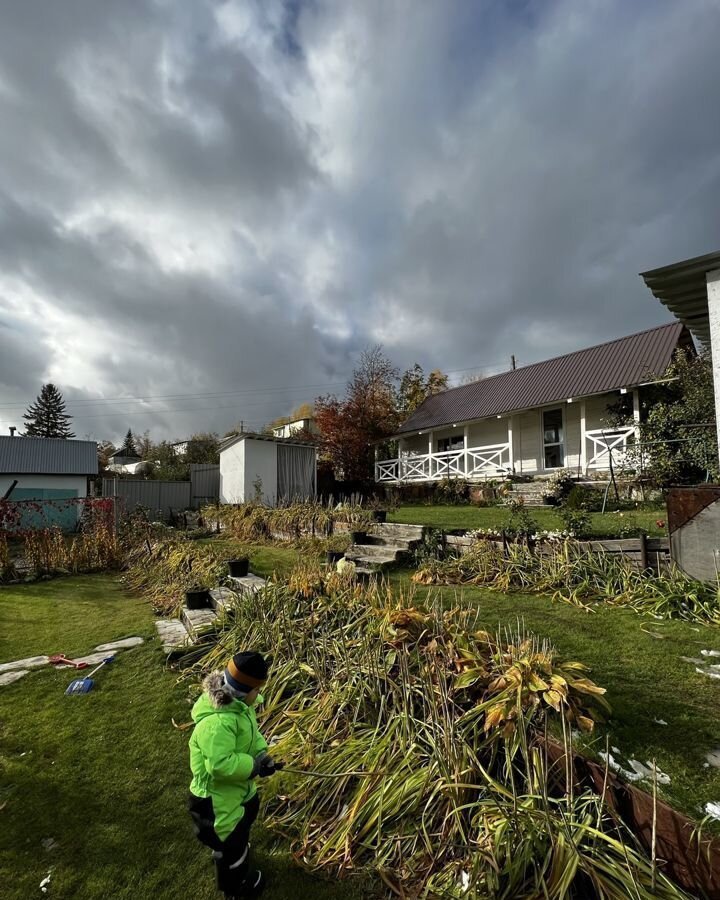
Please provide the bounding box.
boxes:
[706,750,720,768]
[653,718,668,726]
[600,752,671,785]
[701,650,720,658]
[94,637,144,652]
[460,871,471,891]
[696,667,720,680]
[40,867,54,893]
[705,802,720,821]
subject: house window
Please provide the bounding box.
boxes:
[543,408,564,469]
[437,436,464,453]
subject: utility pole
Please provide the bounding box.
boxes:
[511,355,516,371]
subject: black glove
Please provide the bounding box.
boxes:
[251,751,278,778]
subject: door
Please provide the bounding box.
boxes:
[542,408,564,469]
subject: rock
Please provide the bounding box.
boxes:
[94,637,144,652]
[0,669,30,686]
[706,750,720,768]
[155,619,191,653]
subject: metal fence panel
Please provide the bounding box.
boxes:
[102,478,192,519]
[190,464,219,507]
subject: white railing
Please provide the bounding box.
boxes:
[585,427,636,470]
[375,443,511,483]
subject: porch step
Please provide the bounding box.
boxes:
[506,485,549,507]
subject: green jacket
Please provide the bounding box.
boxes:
[189,682,268,840]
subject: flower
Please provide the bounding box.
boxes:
[656,519,666,529]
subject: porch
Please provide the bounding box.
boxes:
[375,392,639,483]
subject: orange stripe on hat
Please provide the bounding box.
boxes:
[228,658,266,688]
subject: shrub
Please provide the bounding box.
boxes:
[434,477,470,504]
[505,498,538,536]
[559,507,592,537]
[542,469,577,504]
[564,484,604,512]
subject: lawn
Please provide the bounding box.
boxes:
[388,503,667,537]
[393,570,720,824]
[0,576,373,900]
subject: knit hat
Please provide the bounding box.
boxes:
[223,651,270,698]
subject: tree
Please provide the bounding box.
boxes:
[613,350,717,486]
[97,440,116,472]
[119,429,138,457]
[315,346,400,482]
[397,364,449,418]
[149,441,190,481]
[136,430,154,459]
[185,433,220,465]
[23,384,75,438]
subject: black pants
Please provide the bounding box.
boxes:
[189,793,260,898]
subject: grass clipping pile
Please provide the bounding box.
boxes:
[183,570,688,899]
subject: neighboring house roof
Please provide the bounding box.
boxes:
[0,436,98,475]
[396,322,689,436]
[640,250,720,344]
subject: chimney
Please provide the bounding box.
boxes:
[9,427,16,437]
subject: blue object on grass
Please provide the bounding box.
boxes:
[65,656,115,695]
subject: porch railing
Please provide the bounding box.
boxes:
[585,427,636,470]
[375,442,511,483]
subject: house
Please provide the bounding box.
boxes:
[376,322,692,484]
[0,435,99,530]
[272,417,318,439]
[641,250,720,465]
[219,433,317,504]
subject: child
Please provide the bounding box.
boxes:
[188,651,278,899]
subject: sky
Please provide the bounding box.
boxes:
[0,0,719,444]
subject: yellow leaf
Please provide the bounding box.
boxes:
[544,689,563,711]
[576,715,595,733]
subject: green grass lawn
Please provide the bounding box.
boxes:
[389,504,667,537]
[392,570,720,824]
[0,576,373,900]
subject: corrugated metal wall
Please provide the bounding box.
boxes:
[190,464,220,506]
[102,479,191,518]
[103,468,220,518]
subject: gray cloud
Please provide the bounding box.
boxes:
[0,0,718,441]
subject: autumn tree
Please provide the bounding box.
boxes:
[185,433,220,465]
[397,364,448,418]
[315,347,400,482]
[23,384,75,438]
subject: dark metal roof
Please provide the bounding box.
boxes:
[0,436,98,475]
[640,250,720,344]
[397,322,688,435]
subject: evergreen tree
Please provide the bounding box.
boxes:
[119,429,139,457]
[23,384,75,438]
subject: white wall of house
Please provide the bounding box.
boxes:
[219,439,278,504]
[391,390,623,479]
[0,474,88,497]
[708,268,720,460]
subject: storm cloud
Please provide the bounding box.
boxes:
[0,0,719,441]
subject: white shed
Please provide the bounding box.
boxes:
[219,433,317,505]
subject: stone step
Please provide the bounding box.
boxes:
[363,534,420,550]
[181,607,219,641]
[346,543,409,562]
[209,587,239,612]
[155,619,192,654]
[372,523,425,540]
[344,550,402,570]
[228,574,267,595]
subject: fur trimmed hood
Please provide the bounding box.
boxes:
[203,670,236,708]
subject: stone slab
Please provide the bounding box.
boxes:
[0,655,49,674]
[94,637,145,652]
[0,669,30,686]
[209,587,238,612]
[228,574,266,594]
[155,619,191,653]
[181,607,218,640]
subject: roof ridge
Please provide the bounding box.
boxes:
[428,321,682,401]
